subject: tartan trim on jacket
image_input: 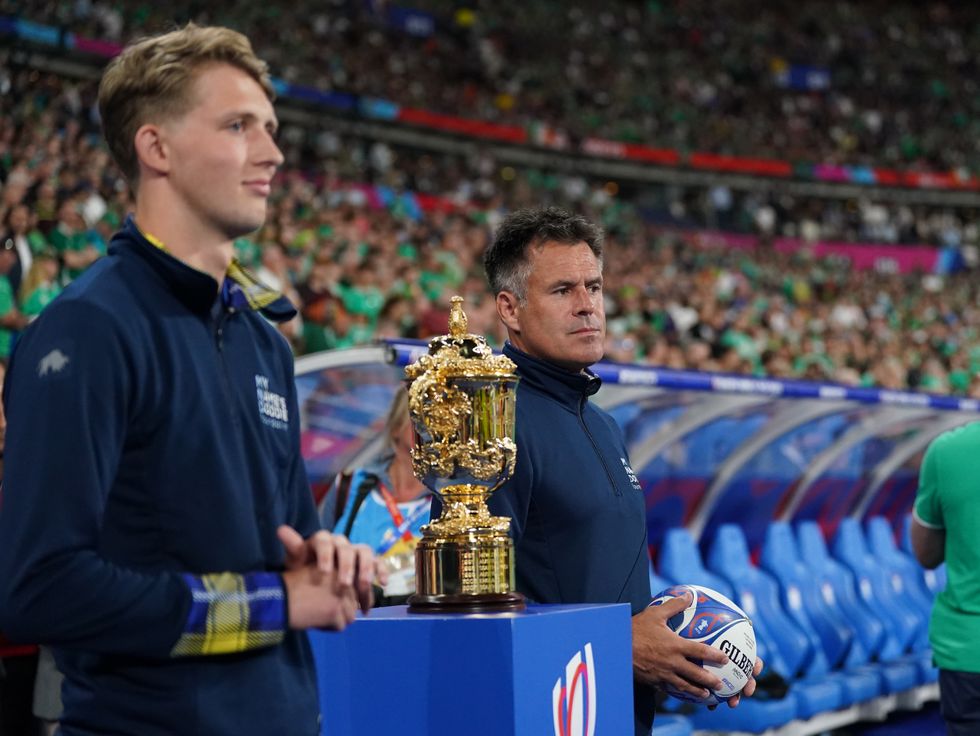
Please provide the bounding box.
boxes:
[172,572,286,656]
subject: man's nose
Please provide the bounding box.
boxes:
[257,128,285,168]
[573,286,595,314]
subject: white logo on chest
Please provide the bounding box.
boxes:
[255,374,288,430]
[620,457,642,491]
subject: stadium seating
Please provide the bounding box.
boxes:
[832,518,926,658]
[866,517,935,625]
[797,522,919,695]
[658,528,736,601]
[657,527,799,732]
[865,517,939,687]
[706,524,845,718]
[760,522,880,705]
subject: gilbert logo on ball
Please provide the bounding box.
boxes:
[650,584,756,705]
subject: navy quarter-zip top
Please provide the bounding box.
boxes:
[484,342,652,613]
[0,217,321,736]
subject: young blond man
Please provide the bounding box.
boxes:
[0,24,381,735]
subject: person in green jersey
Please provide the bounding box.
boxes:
[19,248,62,320]
[912,421,980,735]
[48,200,104,283]
[0,238,29,359]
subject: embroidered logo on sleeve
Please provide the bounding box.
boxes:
[38,349,70,377]
[620,457,642,491]
[255,374,288,430]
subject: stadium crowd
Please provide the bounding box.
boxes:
[9,0,980,174]
[0,52,979,397]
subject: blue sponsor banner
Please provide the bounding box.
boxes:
[847,166,877,185]
[937,245,966,275]
[15,18,62,46]
[775,63,831,91]
[402,192,423,221]
[387,6,436,37]
[359,96,401,121]
[270,78,290,98]
[374,185,396,208]
[0,16,17,35]
[281,82,357,111]
[383,338,980,413]
[270,78,356,111]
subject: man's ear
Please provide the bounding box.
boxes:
[133,123,171,177]
[496,290,521,334]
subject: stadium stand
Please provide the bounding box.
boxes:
[10,0,980,177]
[2,46,980,392]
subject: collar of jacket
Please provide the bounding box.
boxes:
[503,341,602,409]
[108,215,297,322]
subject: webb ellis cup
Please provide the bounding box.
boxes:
[406,296,525,612]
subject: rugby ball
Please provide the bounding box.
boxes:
[650,584,756,705]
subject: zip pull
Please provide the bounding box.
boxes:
[214,308,232,352]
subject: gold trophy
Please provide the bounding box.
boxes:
[406,296,525,612]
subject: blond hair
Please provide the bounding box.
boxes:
[383,386,411,455]
[18,252,57,304]
[98,23,274,185]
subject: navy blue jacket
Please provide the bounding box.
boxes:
[0,219,320,735]
[488,343,651,613]
[486,344,656,736]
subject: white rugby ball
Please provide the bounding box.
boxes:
[650,584,757,705]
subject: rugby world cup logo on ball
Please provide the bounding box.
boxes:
[650,585,756,705]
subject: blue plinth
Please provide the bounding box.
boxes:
[310,603,633,736]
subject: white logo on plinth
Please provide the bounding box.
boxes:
[552,642,596,736]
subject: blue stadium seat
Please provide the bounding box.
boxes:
[865,517,938,683]
[760,523,880,705]
[761,522,852,669]
[650,714,692,736]
[796,522,885,664]
[658,528,734,599]
[707,524,844,719]
[797,521,918,695]
[832,518,925,658]
[657,527,798,732]
[866,518,933,631]
[900,514,947,596]
[687,695,798,735]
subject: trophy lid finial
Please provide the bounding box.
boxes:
[406,294,514,374]
[448,296,467,338]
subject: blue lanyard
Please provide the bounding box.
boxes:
[376,499,430,556]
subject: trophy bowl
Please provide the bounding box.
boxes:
[406,297,525,612]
